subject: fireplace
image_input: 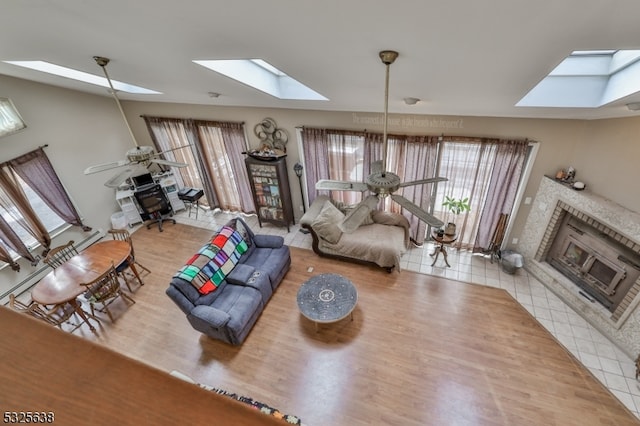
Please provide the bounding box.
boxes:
[546,214,640,312]
[519,176,640,357]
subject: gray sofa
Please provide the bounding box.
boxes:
[166,217,291,345]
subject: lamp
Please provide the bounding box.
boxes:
[293,163,308,231]
[0,98,27,138]
[626,102,640,111]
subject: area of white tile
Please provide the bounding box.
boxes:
[175,208,640,418]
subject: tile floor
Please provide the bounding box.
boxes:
[173,207,640,419]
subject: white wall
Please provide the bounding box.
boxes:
[0,75,133,297]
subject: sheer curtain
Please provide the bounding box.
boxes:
[144,117,216,207]
[393,135,439,241]
[301,128,440,241]
[0,147,87,268]
[0,165,50,252]
[196,121,253,212]
[9,147,90,231]
[144,116,253,213]
[301,127,331,206]
[434,137,528,250]
[0,215,35,270]
[473,139,529,252]
[301,127,529,249]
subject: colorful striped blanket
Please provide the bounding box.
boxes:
[174,226,249,295]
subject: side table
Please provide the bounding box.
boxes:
[178,188,204,219]
[431,230,458,267]
[296,273,358,332]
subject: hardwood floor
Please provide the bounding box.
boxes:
[79,223,639,425]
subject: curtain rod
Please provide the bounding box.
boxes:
[139,114,244,125]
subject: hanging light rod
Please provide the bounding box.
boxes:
[379,50,398,178]
[93,56,140,148]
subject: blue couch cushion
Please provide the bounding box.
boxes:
[212,284,264,343]
[243,245,291,289]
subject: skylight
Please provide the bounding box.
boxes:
[517,49,640,108]
[193,59,328,101]
[3,61,161,94]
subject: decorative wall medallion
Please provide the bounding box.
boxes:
[253,117,288,154]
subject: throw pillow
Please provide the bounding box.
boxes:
[330,199,374,226]
[311,201,344,244]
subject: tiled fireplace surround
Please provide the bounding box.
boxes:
[521,176,640,358]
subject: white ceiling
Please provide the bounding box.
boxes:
[2,0,640,120]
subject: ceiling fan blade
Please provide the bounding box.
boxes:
[390,194,444,228]
[104,168,135,188]
[83,159,130,175]
[156,144,192,155]
[339,195,379,233]
[371,160,383,174]
[151,158,188,168]
[399,176,448,188]
[316,179,368,192]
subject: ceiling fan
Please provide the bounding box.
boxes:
[315,50,447,233]
[83,56,188,188]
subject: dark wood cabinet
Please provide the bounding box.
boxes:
[245,156,294,231]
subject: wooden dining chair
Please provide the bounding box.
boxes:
[43,240,78,269]
[9,294,53,324]
[107,228,149,291]
[81,263,135,322]
[9,294,97,333]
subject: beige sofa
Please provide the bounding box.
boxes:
[300,195,410,272]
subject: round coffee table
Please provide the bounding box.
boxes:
[296,273,358,332]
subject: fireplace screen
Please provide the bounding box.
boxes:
[542,205,640,315]
[565,242,588,267]
[558,235,626,297]
[589,259,618,290]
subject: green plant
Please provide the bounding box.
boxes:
[442,196,471,215]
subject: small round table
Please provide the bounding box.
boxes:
[296,273,358,332]
[430,230,458,267]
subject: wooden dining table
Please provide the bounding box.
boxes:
[31,240,142,331]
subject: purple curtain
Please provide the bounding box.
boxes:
[397,135,440,242]
[144,116,219,208]
[0,165,51,250]
[0,215,36,270]
[217,121,254,213]
[473,139,529,252]
[144,116,253,213]
[301,128,330,205]
[9,147,91,231]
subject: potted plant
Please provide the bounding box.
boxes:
[442,196,471,235]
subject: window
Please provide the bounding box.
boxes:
[0,97,26,137]
[301,129,529,249]
[0,174,66,257]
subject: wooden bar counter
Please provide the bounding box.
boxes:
[0,307,283,426]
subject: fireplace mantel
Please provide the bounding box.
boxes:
[520,176,640,357]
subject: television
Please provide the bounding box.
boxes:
[132,173,154,188]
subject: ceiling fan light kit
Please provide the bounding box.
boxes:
[315,50,446,231]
